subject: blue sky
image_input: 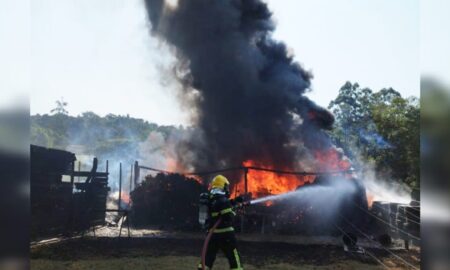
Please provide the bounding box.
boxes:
[1,0,428,125]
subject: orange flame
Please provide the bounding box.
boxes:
[231,148,353,205]
[166,157,183,172]
[164,147,360,206]
[232,160,315,199]
[314,148,351,171]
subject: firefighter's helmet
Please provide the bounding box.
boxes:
[211,175,230,190]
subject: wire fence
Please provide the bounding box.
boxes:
[338,214,419,270]
[371,203,421,225]
[351,201,421,241]
[333,223,390,269]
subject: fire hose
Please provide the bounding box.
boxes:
[201,218,222,270]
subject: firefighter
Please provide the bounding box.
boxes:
[198,175,243,270]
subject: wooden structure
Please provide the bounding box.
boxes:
[31,145,110,239]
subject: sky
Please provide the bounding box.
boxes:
[1,0,428,125]
[266,0,420,106]
[420,0,450,85]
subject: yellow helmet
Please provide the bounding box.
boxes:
[211,175,230,190]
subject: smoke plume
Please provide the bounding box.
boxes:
[143,0,335,172]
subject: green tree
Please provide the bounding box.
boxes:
[328,82,420,188]
[328,82,376,160]
[30,112,181,163]
[371,96,420,187]
[50,98,68,115]
[329,81,374,127]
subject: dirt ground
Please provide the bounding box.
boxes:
[31,236,420,270]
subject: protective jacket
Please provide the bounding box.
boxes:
[208,189,236,233]
[198,188,243,270]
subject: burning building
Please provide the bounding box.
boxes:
[125,0,366,232]
[143,0,341,175]
[128,0,419,242]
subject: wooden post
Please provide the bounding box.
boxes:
[244,168,248,195]
[134,161,140,187]
[241,168,249,234]
[118,163,122,211]
[69,160,75,234]
[78,161,81,182]
[127,211,131,238]
[130,164,133,193]
[128,164,134,229]
[261,215,265,235]
[70,161,75,186]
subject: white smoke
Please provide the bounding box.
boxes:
[361,166,411,204]
[164,0,179,10]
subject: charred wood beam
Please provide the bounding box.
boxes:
[134,161,140,187]
[130,164,133,192]
[118,163,122,211]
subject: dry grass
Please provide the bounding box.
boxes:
[31,256,385,270]
[31,236,419,270]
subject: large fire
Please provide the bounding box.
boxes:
[232,160,315,198]
[232,148,353,201]
[167,146,373,207]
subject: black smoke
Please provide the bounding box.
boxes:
[143,0,334,172]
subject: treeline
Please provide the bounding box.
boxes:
[328,82,419,189]
[31,112,179,158]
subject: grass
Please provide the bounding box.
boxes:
[31,256,385,270]
[31,237,419,269]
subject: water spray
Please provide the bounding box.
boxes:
[249,190,301,205]
[249,186,336,205]
[248,180,359,206]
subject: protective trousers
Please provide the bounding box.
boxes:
[198,232,243,270]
